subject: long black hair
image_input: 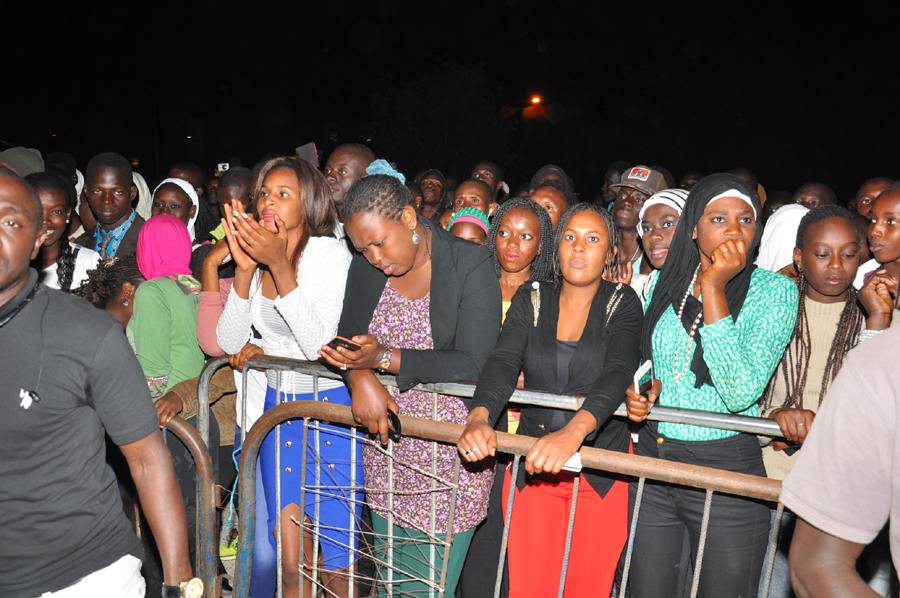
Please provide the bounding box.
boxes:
[25,172,79,292]
[641,173,763,388]
[485,196,555,283]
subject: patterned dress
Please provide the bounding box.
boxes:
[364,283,493,534]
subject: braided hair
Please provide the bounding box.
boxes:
[344,174,415,222]
[72,253,144,308]
[25,172,79,292]
[761,206,864,411]
[485,196,554,283]
[538,179,578,209]
[552,203,620,291]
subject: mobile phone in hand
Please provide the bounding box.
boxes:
[633,360,654,400]
[327,336,361,352]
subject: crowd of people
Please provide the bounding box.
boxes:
[1,142,899,598]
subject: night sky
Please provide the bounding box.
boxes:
[4,1,898,200]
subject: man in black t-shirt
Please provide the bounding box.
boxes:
[0,166,193,597]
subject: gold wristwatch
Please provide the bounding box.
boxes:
[161,577,203,598]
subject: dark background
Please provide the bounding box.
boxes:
[3,1,898,200]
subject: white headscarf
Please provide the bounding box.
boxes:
[638,188,689,238]
[133,172,153,221]
[755,203,809,272]
[152,178,200,241]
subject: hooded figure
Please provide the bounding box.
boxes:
[418,169,451,223]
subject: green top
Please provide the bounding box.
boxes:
[646,267,798,440]
[128,275,203,401]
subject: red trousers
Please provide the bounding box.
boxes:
[503,467,629,598]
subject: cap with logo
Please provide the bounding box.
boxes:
[610,165,668,197]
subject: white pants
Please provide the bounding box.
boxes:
[40,555,144,598]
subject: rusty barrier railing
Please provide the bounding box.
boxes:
[164,416,220,598]
[195,356,785,448]
[195,356,787,597]
[231,399,784,598]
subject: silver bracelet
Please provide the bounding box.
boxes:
[858,329,885,343]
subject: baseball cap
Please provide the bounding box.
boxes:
[610,165,667,197]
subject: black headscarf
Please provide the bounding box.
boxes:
[641,173,763,389]
[418,169,450,223]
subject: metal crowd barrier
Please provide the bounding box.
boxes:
[194,357,787,598]
[164,416,220,598]
[195,355,785,447]
[231,400,783,598]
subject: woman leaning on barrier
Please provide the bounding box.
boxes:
[625,174,798,598]
[458,203,642,598]
[216,157,361,598]
[318,169,501,597]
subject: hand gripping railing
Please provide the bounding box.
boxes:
[194,356,784,447]
[231,400,783,598]
[164,416,220,598]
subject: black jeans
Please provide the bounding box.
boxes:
[627,427,771,598]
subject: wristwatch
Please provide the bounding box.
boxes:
[161,578,203,598]
[379,347,393,372]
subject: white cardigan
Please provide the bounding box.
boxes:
[217,236,351,391]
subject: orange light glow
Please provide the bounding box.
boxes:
[531,96,541,104]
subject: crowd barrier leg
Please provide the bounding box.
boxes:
[493,455,520,598]
[760,503,785,598]
[166,416,219,598]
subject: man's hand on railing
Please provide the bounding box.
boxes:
[228,342,264,370]
[626,379,662,422]
[348,370,400,445]
[458,407,498,462]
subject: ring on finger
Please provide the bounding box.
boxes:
[464,448,474,455]
[341,363,347,370]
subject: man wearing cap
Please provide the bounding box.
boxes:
[529,164,574,192]
[610,165,668,275]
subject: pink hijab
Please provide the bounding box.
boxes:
[137,215,193,280]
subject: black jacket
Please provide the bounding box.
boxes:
[471,279,642,496]
[74,213,146,258]
[338,218,502,394]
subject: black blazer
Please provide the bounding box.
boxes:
[338,218,502,395]
[471,279,642,496]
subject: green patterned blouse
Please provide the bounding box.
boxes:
[646,267,798,441]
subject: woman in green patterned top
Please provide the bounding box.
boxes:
[623,174,798,598]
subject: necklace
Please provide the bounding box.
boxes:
[626,244,641,263]
[674,267,703,385]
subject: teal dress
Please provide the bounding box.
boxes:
[646,268,798,440]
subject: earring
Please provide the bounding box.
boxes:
[412,230,420,245]
[123,299,129,307]
[66,219,70,224]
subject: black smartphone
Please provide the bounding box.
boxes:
[327,336,361,352]
[387,409,402,442]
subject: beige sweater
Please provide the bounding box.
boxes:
[762,298,861,480]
